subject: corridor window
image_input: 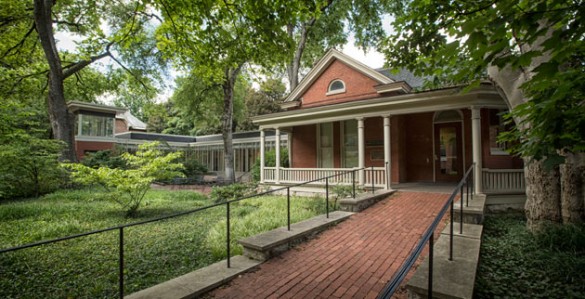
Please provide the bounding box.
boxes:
[79,114,114,137]
[327,79,346,95]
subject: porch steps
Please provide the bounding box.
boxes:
[406,193,486,299]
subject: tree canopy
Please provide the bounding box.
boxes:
[382,0,584,165]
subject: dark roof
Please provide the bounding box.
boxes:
[115,130,281,144]
[116,132,196,143]
[375,68,429,89]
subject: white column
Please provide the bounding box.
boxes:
[357,118,365,185]
[383,115,391,190]
[275,128,281,184]
[260,129,265,183]
[471,107,482,193]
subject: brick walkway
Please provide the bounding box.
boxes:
[208,191,451,299]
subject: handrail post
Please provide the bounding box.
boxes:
[460,184,464,235]
[449,196,454,261]
[471,164,475,199]
[326,177,329,218]
[287,187,291,231]
[428,233,434,299]
[226,201,231,268]
[466,177,470,207]
[352,170,356,199]
[371,166,374,194]
[119,227,124,299]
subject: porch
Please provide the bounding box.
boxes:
[261,167,526,195]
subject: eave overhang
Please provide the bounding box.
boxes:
[253,84,507,129]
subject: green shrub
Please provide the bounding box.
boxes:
[81,149,128,169]
[209,183,257,203]
[0,136,66,199]
[250,147,289,181]
[182,157,208,177]
[63,142,185,217]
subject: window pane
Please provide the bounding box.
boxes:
[343,120,358,167]
[329,80,345,91]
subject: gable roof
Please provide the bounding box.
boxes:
[284,49,393,102]
[117,110,147,131]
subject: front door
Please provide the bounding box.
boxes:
[435,122,463,182]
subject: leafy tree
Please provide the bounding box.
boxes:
[283,0,393,90]
[165,74,249,136]
[156,0,305,183]
[238,78,284,131]
[382,0,584,230]
[64,142,184,216]
[2,0,163,161]
[0,101,65,199]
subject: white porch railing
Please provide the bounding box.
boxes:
[263,167,387,187]
[482,168,525,194]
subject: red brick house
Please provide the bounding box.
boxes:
[253,49,524,194]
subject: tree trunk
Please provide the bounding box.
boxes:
[286,22,309,92]
[523,158,562,231]
[221,65,243,183]
[560,152,585,224]
[34,0,77,162]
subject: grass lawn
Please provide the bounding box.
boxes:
[475,212,585,298]
[0,188,327,298]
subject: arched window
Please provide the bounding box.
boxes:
[327,79,346,95]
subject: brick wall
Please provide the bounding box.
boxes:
[115,119,128,134]
[404,112,434,182]
[291,124,317,168]
[300,60,381,108]
[75,141,115,160]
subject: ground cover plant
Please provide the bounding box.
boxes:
[0,188,326,298]
[475,212,585,298]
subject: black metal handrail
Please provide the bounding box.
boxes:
[377,163,475,299]
[0,166,379,298]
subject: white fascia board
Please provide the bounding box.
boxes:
[255,88,507,128]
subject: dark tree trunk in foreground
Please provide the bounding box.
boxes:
[34,0,77,161]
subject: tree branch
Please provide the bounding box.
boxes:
[1,22,36,59]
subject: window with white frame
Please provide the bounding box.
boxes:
[327,79,346,95]
[488,109,510,155]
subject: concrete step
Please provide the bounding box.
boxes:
[453,194,486,224]
[126,255,261,299]
[406,223,483,299]
[239,211,354,261]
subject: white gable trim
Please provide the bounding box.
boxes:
[284,49,393,103]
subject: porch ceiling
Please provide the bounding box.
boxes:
[254,84,507,129]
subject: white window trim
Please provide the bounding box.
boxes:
[326,79,346,95]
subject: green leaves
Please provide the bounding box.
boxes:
[382,0,585,166]
[63,142,184,216]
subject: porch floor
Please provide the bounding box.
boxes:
[207,191,452,298]
[392,182,458,194]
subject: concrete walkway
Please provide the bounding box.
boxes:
[208,191,451,299]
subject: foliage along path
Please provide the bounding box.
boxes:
[209,191,450,298]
